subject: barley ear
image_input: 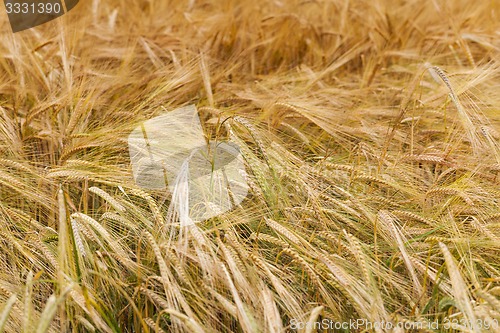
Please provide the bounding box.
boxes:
[0,295,17,333]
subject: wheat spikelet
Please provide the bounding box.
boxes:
[279,169,309,194]
[161,309,205,333]
[488,287,500,297]
[144,317,167,333]
[410,254,451,294]
[247,252,266,271]
[280,121,310,145]
[392,210,435,226]
[426,187,474,205]
[265,218,301,245]
[363,195,400,207]
[308,234,334,251]
[74,315,96,333]
[248,252,304,318]
[460,40,476,67]
[0,282,14,298]
[43,234,59,243]
[129,188,164,225]
[0,158,35,174]
[299,217,325,230]
[273,102,302,113]
[72,213,109,239]
[243,173,266,202]
[217,239,249,290]
[100,212,136,229]
[259,283,283,333]
[319,255,350,287]
[425,236,451,243]
[220,264,254,333]
[378,210,423,295]
[427,65,455,96]
[2,206,35,224]
[72,212,134,269]
[419,129,445,136]
[197,106,222,115]
[402,154,450,165]
[46,170,89,180]
[0,230,30,261]
[458,192,474,206]
[285,206,317,217]
[233,116,269,161]
[186,225,208,247]
[331,185,354,199]
[470,216,500,242]
[74,221,101,244]
[321,209,359,231]
[243,155,268,185]
[225,243,248,275]
[166,250,190,285]
[485,213,500,221]
[281,247,320,285]
[59,144,100,162]
[204,202,224,218]
[426,187,460,197]
[319,194,362,217]
[438,242,479,331]
[69,289,89,313]
[320,162,355,172]
[476,290,500,314]
[23,271,33,333]
[250,232,289,248]
[401,226,428,236]
[223,231,253,266]
[0,170,27,190]
[0,294,17,332]
[143,231,171,284]
[426,64,485,155]
[32,241,59,270]
[343,231,371,285]
[435,167,459,184]
[352,174,393,187]
[304,306,324,333]
[322,271,344,291]
[140,287,170,309]
[317,231,349,251]
[89,187,125,212]
[70,218,86,257]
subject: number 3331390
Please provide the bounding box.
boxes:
[5,2,62,14]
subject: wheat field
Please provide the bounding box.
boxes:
[0,0,500,332]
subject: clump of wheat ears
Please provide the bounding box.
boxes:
[0,0,500,332]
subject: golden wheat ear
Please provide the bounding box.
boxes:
[4,0,79,32]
